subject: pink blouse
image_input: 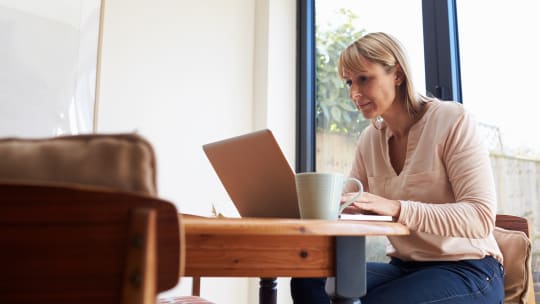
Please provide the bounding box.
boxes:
[346,100,503,263]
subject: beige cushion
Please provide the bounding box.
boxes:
[493,227,532,304]
[0,133,157,195]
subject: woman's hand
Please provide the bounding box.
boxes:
[341,191,401,218]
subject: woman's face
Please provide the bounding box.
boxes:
[342,56,401,120]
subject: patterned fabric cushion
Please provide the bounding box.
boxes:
[158,296,215,304]
[0,133,157,195]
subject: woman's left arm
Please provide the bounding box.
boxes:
[398,110,497,238]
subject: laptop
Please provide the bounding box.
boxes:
[203,129,300,218]
[203,129,393,221]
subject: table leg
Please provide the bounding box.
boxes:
[259,277,277,304]
[327,236,366,304]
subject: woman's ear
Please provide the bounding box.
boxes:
[394,64,404,86]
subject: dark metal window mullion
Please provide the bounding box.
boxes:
[422,0,462,103]
[296,0,316,173]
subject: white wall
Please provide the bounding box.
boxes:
[97,0,296,303]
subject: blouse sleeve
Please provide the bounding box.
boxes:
[397,110,497,239]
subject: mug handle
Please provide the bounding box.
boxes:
[338,177,363,214]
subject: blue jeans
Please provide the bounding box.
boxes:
[290,256,504,304]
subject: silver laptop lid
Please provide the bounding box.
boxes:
[203,129,300,218]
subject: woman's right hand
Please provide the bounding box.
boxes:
[341,191,401,218]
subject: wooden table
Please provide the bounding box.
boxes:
[182,215,409,304]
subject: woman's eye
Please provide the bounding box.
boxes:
[345,76,367,87]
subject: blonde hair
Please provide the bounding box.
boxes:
[338,32,429,119]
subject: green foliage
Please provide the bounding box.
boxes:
[316,9,368,137]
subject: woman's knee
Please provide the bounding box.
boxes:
[366,261,402,291]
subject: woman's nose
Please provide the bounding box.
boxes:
[350,88,362,101]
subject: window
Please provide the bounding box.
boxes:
[306,0,425,262]
[457,0,540,288]
[298,0,540,288]
[314,0,425,175]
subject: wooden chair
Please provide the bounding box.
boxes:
[0,134,215,304]
[0,183,181,303]
[495,214,536,304]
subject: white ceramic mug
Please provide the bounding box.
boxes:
[295,172,363,220]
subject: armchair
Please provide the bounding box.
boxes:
[0,133,214,304]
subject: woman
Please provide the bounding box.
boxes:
[291,32,504,304]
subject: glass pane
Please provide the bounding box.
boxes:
[314,0,424,262]
[315,0,425,175]
[457,0,540,297]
